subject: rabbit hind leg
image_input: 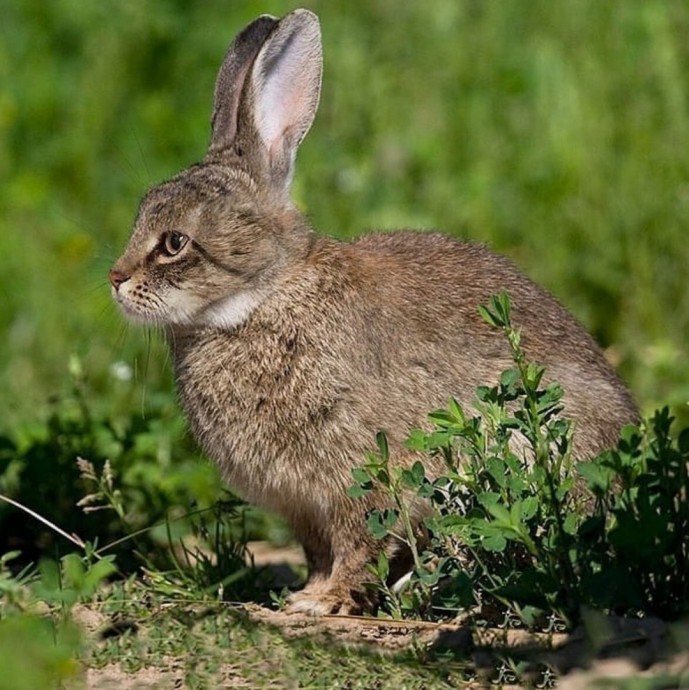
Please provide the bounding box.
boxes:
[287,526,379,615]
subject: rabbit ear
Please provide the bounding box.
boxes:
[247,9,322,190]
[209,14,279,154]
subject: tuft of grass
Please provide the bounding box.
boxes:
[85,588,471,690]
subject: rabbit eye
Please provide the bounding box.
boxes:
[163,231,189,256]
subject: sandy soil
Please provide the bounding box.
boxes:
[74,542,689,688]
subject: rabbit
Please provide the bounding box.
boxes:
[110,9,638,615]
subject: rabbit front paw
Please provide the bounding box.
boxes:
[286,586,370,616]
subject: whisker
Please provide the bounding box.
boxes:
[112,321,131,357]
[132,125,152,183]
[77,279,111,300]
[113,140,148,190]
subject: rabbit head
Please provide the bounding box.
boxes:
[110,10,322,331]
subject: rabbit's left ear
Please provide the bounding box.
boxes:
[248,9,322,189]
[209,14,279,155]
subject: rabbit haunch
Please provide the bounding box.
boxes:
[110,9,638,615]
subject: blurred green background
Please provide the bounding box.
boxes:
[1,0,688,432]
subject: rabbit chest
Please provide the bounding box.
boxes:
[170,316,376,513]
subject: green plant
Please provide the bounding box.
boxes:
[0,361,228,572]
[575,407,689,619]
[0,551,34,612]
[140,494,266,603]
[75,451,276,603]
[352,293,689,628]
[31,552,118,611]
[0,614,81,690]
[0,547,107,690]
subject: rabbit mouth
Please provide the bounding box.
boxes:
[113,290,166,325]
[112,283,179,326]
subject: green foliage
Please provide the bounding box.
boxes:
[33,553,118,609]
[0,551,34,611]
[0,615,81,690]
[576,409,689,618]
[0,361,225,571]
[353,294,689,628]
[139,494,268,603]
[1,0,689,428]
[0,553,88,689]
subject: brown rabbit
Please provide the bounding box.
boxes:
[110,9,638,615]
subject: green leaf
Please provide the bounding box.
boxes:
[375,468,390,485]
[482,532,507,552]
[428,409,456,427]
[476,385,494,402]
[577,461,613,492]
[519,605,542,628]
[478,494,511,524]
[410,461,425,484]
[479,292,512,329]
[366,511,387,539]
[375,431,389,461]
[351,467,371,484]
[499,368,520,389]
[61,554,86,589]
[448,397,465,422]
[0,551,22,568]
[510,501,522,524]
[477,491,501,509]
[478,305,501,328]
[486,457,508,488]
[405,428,428,451]
[417,481,437,499]
[347,484,369,498]
[521,496,539,521]
[376,551,389,581]
[524,362,544,389]
[382,509,399,530]
[494,292,512,323]
[563,512,577,536]
[366,509,398,539]
[81,556,117,595]
[0,616,82,688]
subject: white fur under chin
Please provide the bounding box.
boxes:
[202,291,263,330]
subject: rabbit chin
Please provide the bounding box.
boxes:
[199,290,264,331]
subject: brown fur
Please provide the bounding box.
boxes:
[110,10,638,615]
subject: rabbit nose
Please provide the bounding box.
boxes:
[109,269,130,290]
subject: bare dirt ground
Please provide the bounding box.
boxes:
[81,606,689,689]
[76,542,689,688]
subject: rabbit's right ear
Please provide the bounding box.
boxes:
[244,9,322,193]
[209,14,278,155]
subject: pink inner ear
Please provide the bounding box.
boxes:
[252,17,321,161]
[256,54,312,152]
